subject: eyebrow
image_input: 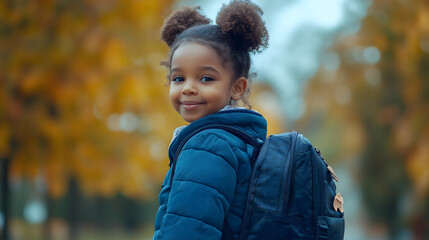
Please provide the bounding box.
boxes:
[199,66,219,73]
[170,66,220,74]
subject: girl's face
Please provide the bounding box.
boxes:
[169,42,246,122]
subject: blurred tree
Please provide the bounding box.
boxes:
[0,0,176,238]
[303,0,429,238]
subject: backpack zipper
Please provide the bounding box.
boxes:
[315,147,339,182]
[311,146,324,233]
[281,131,298,213]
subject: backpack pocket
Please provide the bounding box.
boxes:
[317,216,345,240]
[243,207,307,240]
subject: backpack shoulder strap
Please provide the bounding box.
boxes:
[169,123,263,185]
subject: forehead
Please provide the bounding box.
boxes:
[171,42,225,69]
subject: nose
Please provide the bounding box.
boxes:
[181,79,197,95]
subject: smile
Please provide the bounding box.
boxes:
[181,101,203,110]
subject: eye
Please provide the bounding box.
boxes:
[171,76,184,82]
[201,76,214,82]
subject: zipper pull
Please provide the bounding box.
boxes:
[327,165,339,182]
[315,147,339,182]
[333,193,344,213]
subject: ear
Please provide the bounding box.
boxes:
[231,77,247,100]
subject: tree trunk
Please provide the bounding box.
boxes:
[68,177,79,240]
[43,194,53,240]
[1,157,10,240]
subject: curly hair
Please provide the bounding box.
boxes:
[160,0,269,107]
[161,6,211,47]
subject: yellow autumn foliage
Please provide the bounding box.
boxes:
[1,0,178,198]
[0,0,288,200]
[304,0,429,205]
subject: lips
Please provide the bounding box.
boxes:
[181,101,202,110]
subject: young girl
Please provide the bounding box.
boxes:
[154,1,268,239]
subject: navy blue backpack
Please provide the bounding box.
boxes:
[170,124,345,240]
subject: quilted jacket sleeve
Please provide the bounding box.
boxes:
[154,131,240,240]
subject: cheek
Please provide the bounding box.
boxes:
[221,83,234,98]
[169,86,179,103]
[169,88,181,112]
[207,85,233,103]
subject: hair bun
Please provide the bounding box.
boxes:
[161,6,211,47]
[216,0,269,53]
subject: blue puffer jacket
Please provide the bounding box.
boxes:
[153,109,267,240]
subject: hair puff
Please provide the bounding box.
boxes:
[216,0,269,53]
[161,6,211,47]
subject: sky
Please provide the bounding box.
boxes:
[178,0,370,122]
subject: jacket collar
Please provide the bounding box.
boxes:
[168,108,267,165]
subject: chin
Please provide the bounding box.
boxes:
[182,114,205,123]
[182,115,198,123]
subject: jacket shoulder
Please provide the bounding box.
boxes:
[189,128,249,149]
